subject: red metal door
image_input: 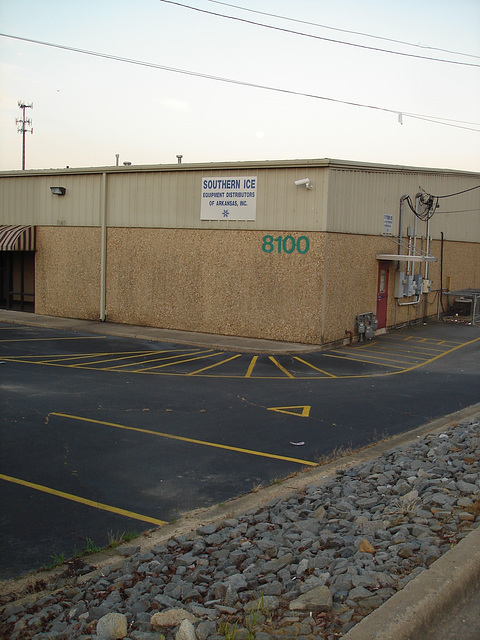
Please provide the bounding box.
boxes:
[376,261,389,329]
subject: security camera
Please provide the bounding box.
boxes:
[294,178,313,189]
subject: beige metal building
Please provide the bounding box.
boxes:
[1,158,479,345]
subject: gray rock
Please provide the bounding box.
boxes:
[432,492,456,506]
[262,580,283,596]
[116,545,141,556]
[457,480,479,494]
[224,573,247,591]
[313,506,326,520]
[197,524,217,535]
[355,594,384,614]
[348,586,372,601]
[288,586,332,611]
[175,619,197,640]
[331,573,353,593]
[196,620,217,640]
[244,595,279,613]
[96,612,128,639]
[397,544,415,559]
[224,585,239,607]
[263,553,294,573]
[151,609,197,629]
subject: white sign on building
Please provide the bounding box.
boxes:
[201,176,257,220]
[383,214,394,235]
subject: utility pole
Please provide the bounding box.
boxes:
[16,101,33,170]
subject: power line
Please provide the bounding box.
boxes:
[157,0,480,69]
[420,184,480,198]
[1,32,479,134]
[436,209,480,214]
[406,115,480,133]
[414,184,480,221]
[207,0,480,61]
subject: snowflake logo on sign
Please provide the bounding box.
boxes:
[222,209,229,218]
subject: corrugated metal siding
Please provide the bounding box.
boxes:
[106,167,329,230]
[328,169,480,241]
[0,161,477,239]
[0,174,102,226]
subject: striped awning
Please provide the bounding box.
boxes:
[0,225,36,251]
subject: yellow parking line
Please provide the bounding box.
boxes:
[376,345,446,356]
[36,351,154,364]
[378,339,448,353]
[131,351,222,372]
[245,356,258,378]
[102,349,198,370]
[324,353,404,368]
[328,350,415,366]
[356,348,426,361]
[293,357,337,377]
[50,413,317,467]
[188,354,242,375]
[71,350,168,368]
[0,473,167,526]
[269,357,294,378]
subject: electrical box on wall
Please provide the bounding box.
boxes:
[414,274,423,295]
[395,271,426,298]
[395,271,406,298]
[405,275,415,297]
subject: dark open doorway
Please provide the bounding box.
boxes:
[0,251,35,312]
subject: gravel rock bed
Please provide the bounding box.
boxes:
[1,415,479,640]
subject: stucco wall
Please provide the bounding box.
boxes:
[35,226,101,319]
[105,228,325,343]
[389,239,480,327]
[321,234,480,343]
[321,234,386,344]
[440,240,480,292]
[32,227,480,344]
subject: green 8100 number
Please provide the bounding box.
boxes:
[262,235,310,254]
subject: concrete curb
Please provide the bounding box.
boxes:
[342,524,480,640]
[0,310,322,354]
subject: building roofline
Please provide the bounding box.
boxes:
[0,158,479,178]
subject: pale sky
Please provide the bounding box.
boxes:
[1,0,479,172]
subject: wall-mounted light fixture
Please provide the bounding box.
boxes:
[50,186,66,196]
[294,178,313,190]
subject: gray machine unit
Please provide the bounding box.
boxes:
[356,312,378,341]
[395,271,424,298]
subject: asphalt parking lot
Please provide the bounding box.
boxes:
[1,317,479,579]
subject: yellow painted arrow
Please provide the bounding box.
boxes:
[268,405,311,418]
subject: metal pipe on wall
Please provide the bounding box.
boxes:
[398,295,421,307]
[100,172,107,321]
[424,218,431,282]
[397,195,408,271]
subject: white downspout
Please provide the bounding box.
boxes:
[424,218,431,281]
[100,172,107,321]
[398,196,407,265]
